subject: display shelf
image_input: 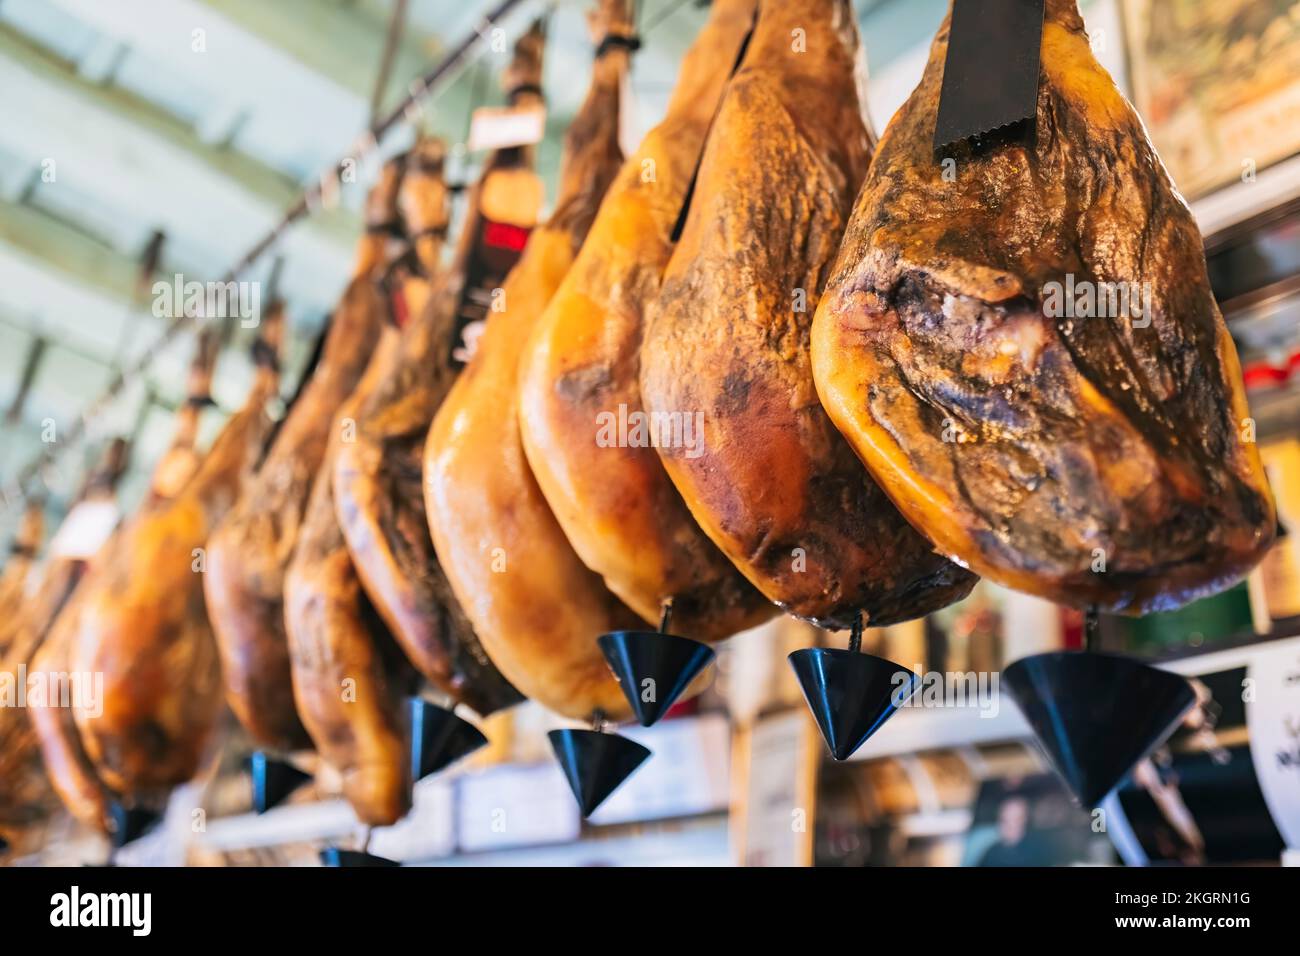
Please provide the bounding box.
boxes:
[201,797,375,852]
[848,701,1033,762]
[1158,631,1300,676]
[1150,625,1300,665]
[417,815,733,868]
[1192,152,1300,240]
[192,713,731,864]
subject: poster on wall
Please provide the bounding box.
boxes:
[1121,0,1300,200]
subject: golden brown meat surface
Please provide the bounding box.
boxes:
[206,162,407,753]
[334,215,525,715]
[425,0,643,722]
[8,420,175,841]
[8,343,210,836]
[641,0,975,629]
[285,323,415,826]
[517,0,773,641]
[1,440,126,686]
[0,502,43,654]
[25,588,106,831]
[69,318,282,799]
[0,441,128,844]
[335,30,546,716]
[810,0,1273,613]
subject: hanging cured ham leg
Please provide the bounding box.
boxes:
[285,221,439,825]
[30,333,220,833]
[285,322,415,826]
[69,309,284,802]
[0,440,129,847]
[206,159,407,754]
[335,27,549,716]
[517,0,772,646]
[426,0,643,724]
[26,589,108,830]
[810,0,1273,613]
[640,0,975,630]
[283,149,447,826]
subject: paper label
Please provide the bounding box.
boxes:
[48,500,118,560]
[467,105,546,152]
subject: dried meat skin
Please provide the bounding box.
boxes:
[517,0,775,640]
[640,0,975,629]
[0,504,42,656]
[2,443,130,840]
[810,0,1274,614]
[26,590,107,829]
[334,224,524,716]
[285,327,416,827]
[207,164,406,754]
[12,352,209,830]
[70,320,283,798]
[335,33,545,717]
[426,0,644,722]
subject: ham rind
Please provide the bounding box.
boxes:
[517,0,774,642]
[26,335,218,830]
[285,321,415,826]
[68,310,284,800]
[811,0,1273,613]
[333,27,548,716]
[426,0,644,723]
[641,0,975,630]
[206,159,410,753]
[0,440,128,844]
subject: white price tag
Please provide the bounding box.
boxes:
[467,105,546,152]
[48,500,118,560]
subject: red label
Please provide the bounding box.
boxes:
[390,287,410,329]
[483,220,531,252]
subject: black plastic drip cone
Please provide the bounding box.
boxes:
[249,751,312,814]
[1003,651,1197,807]
[410,697,488,780]
[788,647,919,761]
[319,847,400,868]
[548,729,651,818]
[598,629,715,727]
[108,802,163,849]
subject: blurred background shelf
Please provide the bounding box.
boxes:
[850,704,1032,762]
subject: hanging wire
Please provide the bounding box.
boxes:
[371,0,411,124]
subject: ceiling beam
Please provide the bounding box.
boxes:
[0,23,357,315]
[0,193,139,308]
[197,0,443,117]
